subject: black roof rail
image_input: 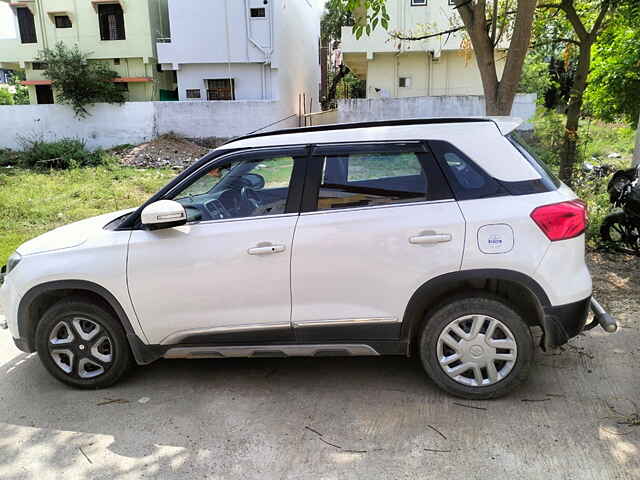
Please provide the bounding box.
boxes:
[224,117,494,145]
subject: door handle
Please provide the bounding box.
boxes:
[409,233,452,245]
[248,244,286,255]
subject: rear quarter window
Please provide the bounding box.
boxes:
[429,140,506,201]
[507,133,561,190]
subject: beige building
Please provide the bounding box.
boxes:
[0,0,173,104]
[341,0,506,98]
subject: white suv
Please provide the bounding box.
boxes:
[0,118,616,399]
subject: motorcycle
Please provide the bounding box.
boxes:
[600,165,640,254]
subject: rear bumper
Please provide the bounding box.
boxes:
[541,297,591,349]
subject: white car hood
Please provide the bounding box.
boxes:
[17,209,135,256]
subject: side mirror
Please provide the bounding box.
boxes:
[141,200,187,230]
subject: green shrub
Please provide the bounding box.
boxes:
[0,149,22,167]
[17,137,114,170]
[0,88,14,105]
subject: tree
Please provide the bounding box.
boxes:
[8,70,30,105]
[537,0,620,184]
[584,2,640,127]
[320,3,357,109]
[518,51,559,101]
[0,88,13,105]
[37,42,126,117]
[328,0,538,116]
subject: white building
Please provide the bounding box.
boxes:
[341,0,506,98]
[157,0,322,115]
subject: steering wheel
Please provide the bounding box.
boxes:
[240,186,262,214]
[203,198,230,220]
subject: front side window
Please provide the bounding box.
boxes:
[316,151,430,211]
[173,156,295,221]
[98,4,125,41]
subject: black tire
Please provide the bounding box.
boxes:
[600,212,628,244]
[35,299,132,389]
[600,212,640,254]
[419,295,533,400]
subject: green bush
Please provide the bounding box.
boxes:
[0,88,14,105]
[17,137,114,170]
[0,149,21,167]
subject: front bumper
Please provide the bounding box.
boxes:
[541,296,617,349]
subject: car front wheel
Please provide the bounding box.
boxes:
[419,296,533,400]
[35,299,132,389]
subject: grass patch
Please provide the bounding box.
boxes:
[0,166,175,263]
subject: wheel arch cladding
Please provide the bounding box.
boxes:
[401,269,550,351]
[17,280,152,363]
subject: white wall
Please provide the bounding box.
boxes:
[0,2,15,40]
[336,94,537,130]
[273,0,322,114]
[0,101,299,150]
[157,0,268,64]
[176,63,272,101]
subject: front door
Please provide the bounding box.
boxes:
[291,143,466,341]
[35,85,54,104]
[127,150,305,345]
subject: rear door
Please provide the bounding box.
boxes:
[290,142,466,342]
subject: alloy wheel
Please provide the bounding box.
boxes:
[48,317,114,379]
[436,314,517,387]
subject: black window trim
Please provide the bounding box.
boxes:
[301,141,453,214]
[118,141,457,230]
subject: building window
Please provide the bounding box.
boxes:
[114,58,121,65]
[186,89,201,99]
[54,15,72,28]
[206,79,235,100]
[250,8,266,17]
[115,82,129,92]
[411,0,427,5]
[98,4,126,41]
[32,62,48,70]
[399,77,412,88]
[17,7,37,44]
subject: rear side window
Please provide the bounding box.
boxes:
[429,140,506,200]
[313,149,450,211]
[508,133,561,190]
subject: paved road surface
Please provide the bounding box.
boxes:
[1,300,638,479]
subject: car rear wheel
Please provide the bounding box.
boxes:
[419,295,533,400]
[35,299,132,389]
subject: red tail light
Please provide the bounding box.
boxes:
[530,200,587,241]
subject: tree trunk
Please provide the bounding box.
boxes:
[454,0,537,116]
[322,64,351,110]
[559,42,591,185]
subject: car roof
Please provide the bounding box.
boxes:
[223,117,523,150]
